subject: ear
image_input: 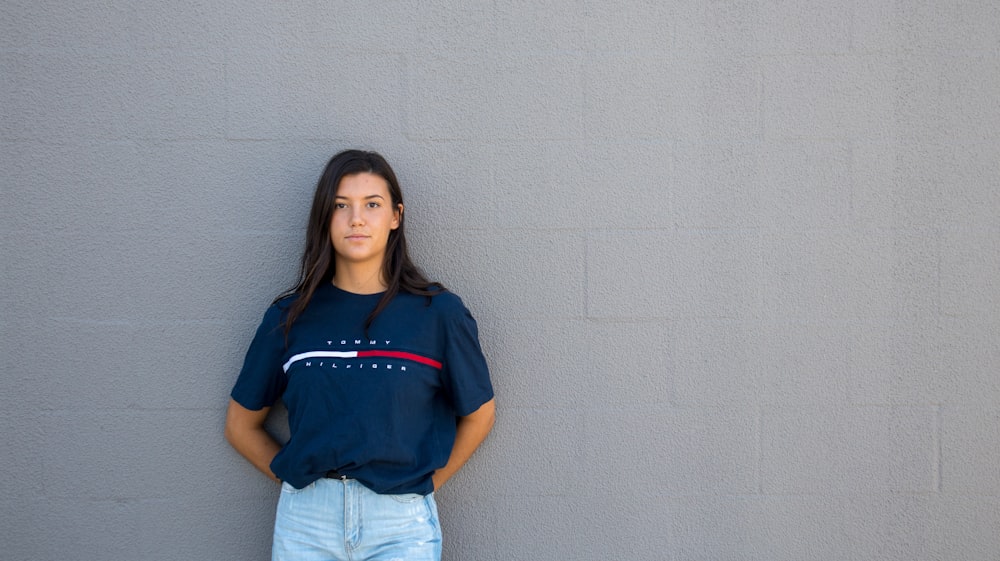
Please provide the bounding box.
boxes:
[391,203,403,230]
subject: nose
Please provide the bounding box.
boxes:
[349,207,365,226]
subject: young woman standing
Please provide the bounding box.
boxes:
[225,149,495,561]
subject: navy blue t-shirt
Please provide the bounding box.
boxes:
[230,284,494,495]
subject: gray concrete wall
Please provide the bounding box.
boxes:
[2,1,998,560]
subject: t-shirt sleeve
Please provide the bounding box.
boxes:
[230,303,288,411]
[441,300,495,417]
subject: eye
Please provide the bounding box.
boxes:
[334,203,347,209]
[366,201,381,208]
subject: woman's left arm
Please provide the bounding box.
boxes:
[432,398,496,491]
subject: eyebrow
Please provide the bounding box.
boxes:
[334,194,386,200]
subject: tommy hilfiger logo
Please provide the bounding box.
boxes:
[282,350,442,373]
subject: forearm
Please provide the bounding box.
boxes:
[432,398,496,490]
[224,399,282,483]
[227,427,282,483]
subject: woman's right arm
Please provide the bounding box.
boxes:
[224,398,282,483]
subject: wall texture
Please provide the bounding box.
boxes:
[2,1,999,560]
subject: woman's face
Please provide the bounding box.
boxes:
[329,172,402,269]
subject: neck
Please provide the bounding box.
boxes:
[333,261,387,295]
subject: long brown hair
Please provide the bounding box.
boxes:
[278,149,443,337]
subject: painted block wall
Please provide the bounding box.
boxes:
[2,1,999,560]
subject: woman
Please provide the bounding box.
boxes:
[225,149,495,561]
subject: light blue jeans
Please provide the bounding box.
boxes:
[272,477,441,561]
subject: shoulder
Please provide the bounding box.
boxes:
[273,292,298,310]
[428,291,482,333]
[258,292,296,327]
[269,285,322,314]
[266,293,297,316]
[424,288,471,315]
[427,288,462,308]
[396,287,471,318]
